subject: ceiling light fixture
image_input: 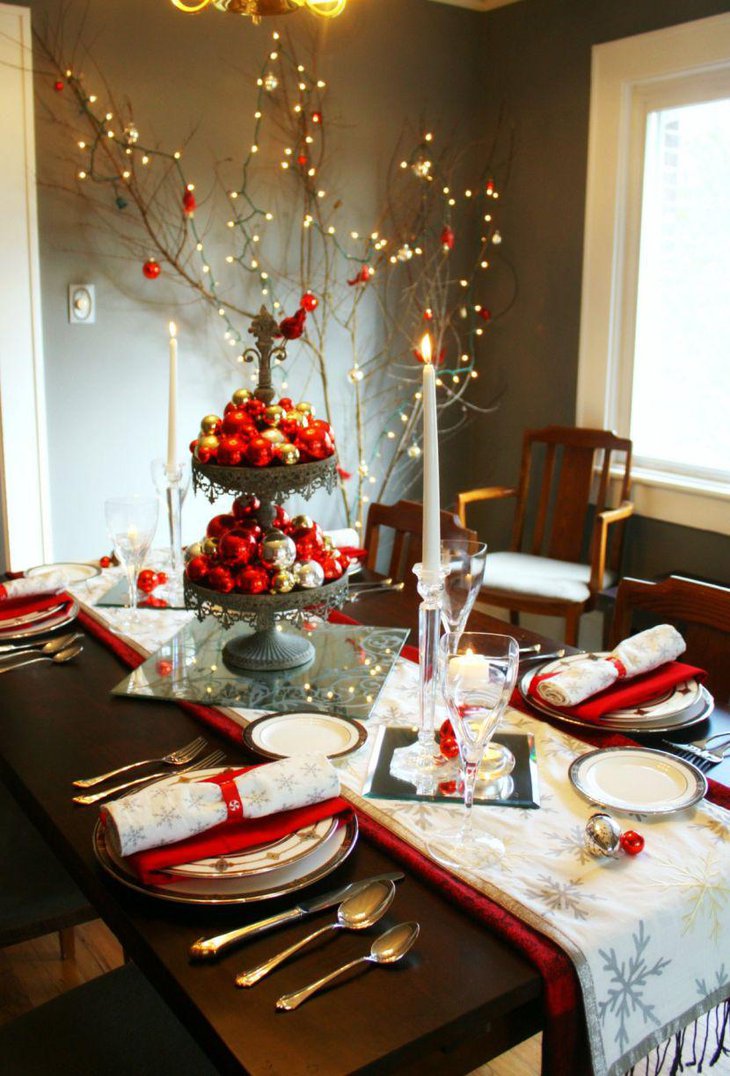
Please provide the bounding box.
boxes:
[171,0,346,22]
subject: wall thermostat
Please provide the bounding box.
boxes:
[68,284,96,324]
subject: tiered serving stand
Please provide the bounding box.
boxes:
[183,308,349,672]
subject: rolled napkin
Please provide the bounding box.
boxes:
[0,571,68,601]
[535,624,686,708]
[325,527,359,549]
[102,754,340,858]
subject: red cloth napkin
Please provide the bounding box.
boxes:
[529,660,706,723]
[0,592,73,630]
[119,768,351,886]
[338,546,368,559]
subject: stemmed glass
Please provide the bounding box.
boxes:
[440,539,488,643]
[104,496,159,631]
[427,632,519,870]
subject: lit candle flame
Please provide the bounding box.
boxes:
[169,321,177,339]
[420,333,432,365]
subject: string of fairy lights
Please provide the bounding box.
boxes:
[45,27,512,528]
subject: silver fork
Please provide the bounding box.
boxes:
[660,735,730,767]
[72,735,208,788]
[660,745,716,773]
[72,749,227,805]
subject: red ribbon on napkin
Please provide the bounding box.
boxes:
[0,592,74,629]
[529,660,706,723]
[118,767,351,886]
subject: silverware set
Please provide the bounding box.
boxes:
[191,874,417,1010]
[660,732,730,771]
[72,737,223,804]
[0,631,84,673]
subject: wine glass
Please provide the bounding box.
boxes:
[427,632,519,869]
[104,496,159,630]
[440,539,488,643]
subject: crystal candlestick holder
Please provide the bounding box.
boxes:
[390,562,454,790]
[151,458,190,601]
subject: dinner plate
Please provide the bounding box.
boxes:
[93,809,358,905]
[243,709,367,761]
[0,598,80,641]
[25,561,101,583]
[164,817,338,879]
[569,747,707,815]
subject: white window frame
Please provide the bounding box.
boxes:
[577,13,730,537]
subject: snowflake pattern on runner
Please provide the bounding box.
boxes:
[544,823,597,865]
[597,921,671,1053]
[523,873,603,921]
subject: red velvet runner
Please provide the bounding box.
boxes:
[77,602,729,1075]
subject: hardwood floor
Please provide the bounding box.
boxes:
[0,919,542,1073]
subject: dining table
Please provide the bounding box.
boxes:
[0,571,728,1076]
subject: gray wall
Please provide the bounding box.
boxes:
[461,0,730,584]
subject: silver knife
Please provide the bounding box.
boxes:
[189,871,405,961]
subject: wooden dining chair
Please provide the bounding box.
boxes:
[457,426,634,645]
[611,575,730,705]
[0,780,94,959]
[363,499,477,582]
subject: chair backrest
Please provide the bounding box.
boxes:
[511,426,632,570]
[364,499,477,581]
[611,575,730,704]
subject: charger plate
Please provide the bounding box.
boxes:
[94,812,357,905]
[569,747,707,815]
[243,710,367,761]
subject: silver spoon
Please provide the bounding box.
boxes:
[276,921,420,1011]
[236,879,396,988]
[0,632,82,660]
[0,642,83,675]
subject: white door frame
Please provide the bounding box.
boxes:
[0,2,51,570]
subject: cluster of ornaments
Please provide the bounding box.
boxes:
[184,497,350,596]
[189,389,336,469]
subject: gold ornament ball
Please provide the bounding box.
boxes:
[270,569,296,593]
[263,404,285,427]
[295,401,315,417]
[200,414,222,435]
[195,434,220,460]
[284,409,303,427]
[201,536,219,557]
[290,514,314,531]
[322,536,335,551]
[276,442,300,466]
[185,541,203,563]
[232,387,252,407]
[260,428,286,445]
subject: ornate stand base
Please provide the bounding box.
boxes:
[223,627,315,672]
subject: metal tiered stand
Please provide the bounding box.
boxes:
[184,308,349,672]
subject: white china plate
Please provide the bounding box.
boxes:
[0,598,80,641]
[165,817,338,879]
[569,747,707,815]
[243,710,367,761]
[25,561,101,583]
[520,656,713,734]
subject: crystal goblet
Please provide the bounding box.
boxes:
[427,631,519,870]
[104,496,159,632]
[440,538,487,643]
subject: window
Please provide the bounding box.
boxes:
[577,14,730,536]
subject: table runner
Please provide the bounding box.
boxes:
[72,580,729,1076]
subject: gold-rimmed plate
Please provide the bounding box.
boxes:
[93,812,358,906]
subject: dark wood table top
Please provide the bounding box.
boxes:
[0,592,547,1076]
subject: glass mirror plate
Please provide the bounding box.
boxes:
[111,617,409,721]
[363,728,540,808]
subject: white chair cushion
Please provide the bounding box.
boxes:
[482,552,616,604]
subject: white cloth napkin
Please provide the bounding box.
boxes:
[536,624,686,707]
[0,571,69,600]
[102,754,340,857]
[325,527,359,549]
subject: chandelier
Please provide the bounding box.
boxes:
[171,0,347,20]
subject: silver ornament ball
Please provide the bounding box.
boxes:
[295,559,325,589]
[260,528,296,570]
[584,812,622,858]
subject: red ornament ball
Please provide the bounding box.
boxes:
[278,397,294,411]
[274,504,291,531]
[99,556,112,569]
[439,719,454,741]
[235,565,270,595]
[440,735,460,760]
[156,571,168,586]
[216,435,244,467]
[156,660,173,677]
[54,79,65,92]
[245,436,274,467]
[440,226,455,251]
[222,409,254,438]
[478,308,492,322]
[619,830,645,856]
[140,596,168,608]
[297,425,335,461]
[207,566,235,594]
[206,514,236,539]
[136,568,159,594]
[219,532,257,567]
[185,555,210,584]
[300,291,318,313]
[182,188,197,216]
[142,258,161,279]
[232,494,260,520]
[297,153,308,167]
